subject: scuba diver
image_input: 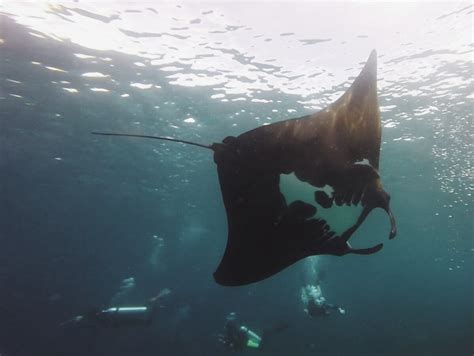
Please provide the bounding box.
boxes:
[218,312,262,351]
[60,288,171,328]
[301,284,345,318]
[218,312,289,352]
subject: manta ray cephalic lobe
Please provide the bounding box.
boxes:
[92,50,397,286]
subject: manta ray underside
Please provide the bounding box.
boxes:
[92,50,397,287]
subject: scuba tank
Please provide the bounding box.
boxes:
[239,326,262,349]
[94,306,153,327]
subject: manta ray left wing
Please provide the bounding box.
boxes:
[92,50,397,287]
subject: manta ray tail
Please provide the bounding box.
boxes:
[91,132,213,150]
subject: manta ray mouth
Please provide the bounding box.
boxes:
[338,205,397,255]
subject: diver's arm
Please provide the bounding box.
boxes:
[325,303,346,314]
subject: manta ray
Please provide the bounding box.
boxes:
[93,50,397,286]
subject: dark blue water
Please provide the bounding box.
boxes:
[0,3,472,356]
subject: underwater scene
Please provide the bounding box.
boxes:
[0,2,472,356]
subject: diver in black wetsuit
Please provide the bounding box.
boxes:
[61,288,171,328]
[218,312,290,352]
[219,312,261,351]
[305,296,343,318]
[301,284,345,318]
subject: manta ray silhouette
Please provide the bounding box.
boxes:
[93,50,397,286]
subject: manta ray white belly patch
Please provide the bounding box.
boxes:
[279,172,363,236]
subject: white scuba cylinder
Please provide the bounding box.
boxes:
[98,306,152,325]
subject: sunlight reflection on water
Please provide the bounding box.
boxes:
[1,2,472,208]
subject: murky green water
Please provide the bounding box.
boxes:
[0,3,472,355]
